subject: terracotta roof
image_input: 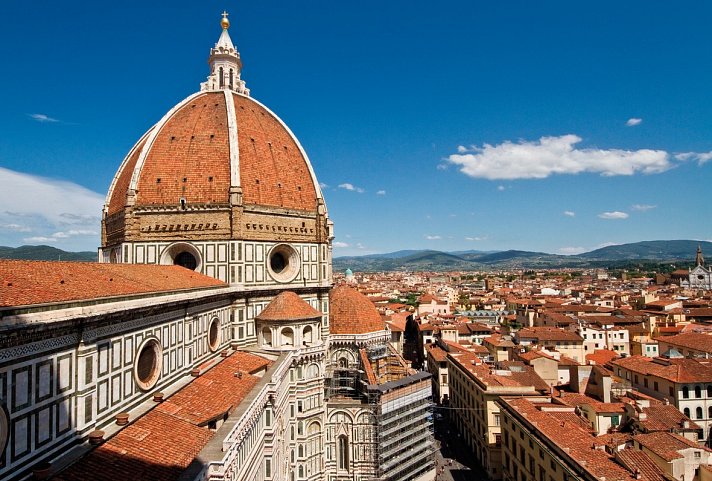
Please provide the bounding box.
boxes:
[636,404,701,432]
[255,291,322,322]
[658,332,712,354]
[426,344,448,363]
[108,91,318,215]
[329,285,386,335]
[585,349,619,366]
[501,398,632,481]
[610,355,712,383]
[634,431,712,461]
[517,327,584,342]
[615,449,667,481]
[0,260,225,308]
[56,351,269,481]
[449,352,549,392]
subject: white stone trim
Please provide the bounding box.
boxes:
[104,127,154,214]
[234,93,328,215]
[224,90,241,189]
[128,91,206,192]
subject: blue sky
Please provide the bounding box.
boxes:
[1,1,711,255]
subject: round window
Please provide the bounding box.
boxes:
[175,251,198,270]
[208,317,220,351]
[267,244,300,283]
[134,338,162,391]
[159,242,202,272]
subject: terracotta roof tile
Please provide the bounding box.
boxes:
[329,285,386,334]
[658,332,712,354]
[56,351,269,481]
[255,291,322,322]
[0,260,225,308]
[610,355,712,383]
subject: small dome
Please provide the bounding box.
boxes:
[256,291,322,322]
[345,268,353,276]
[329,285,385,335]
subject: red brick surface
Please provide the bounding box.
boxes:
[233,94,317,210]
[0,260,225,307]
[137,92,231,207]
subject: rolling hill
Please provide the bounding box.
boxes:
[0,245,96,262]
[334,240,711,272]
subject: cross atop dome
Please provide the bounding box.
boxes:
[201,12,249,95]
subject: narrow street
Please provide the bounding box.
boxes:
[432,412,489,481]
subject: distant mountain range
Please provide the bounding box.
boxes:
[0,245,96,262]
[1,240,709,272]
[334,240,712,272]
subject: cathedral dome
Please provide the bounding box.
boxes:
[105,90,322,216]
[329,285,386,335]
[100,14,333,280]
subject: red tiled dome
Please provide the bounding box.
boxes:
[255,291,322,322]
[106,91,320,215]
[329,285,386,335]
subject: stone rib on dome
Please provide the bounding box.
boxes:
[329,285,386,335]
[255,291,322,322]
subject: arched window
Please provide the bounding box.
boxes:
[219,67,224,88]
[708,385,712,397]
[682,386,689,399]
[281,327,294,346]
[695,385,702,398]
[684,407,691,418]
[303,326,313,346]
[709,406,712,419]
[229,69,234,89]
[338,357,349,368]
[262,327,272,347]
[298,444,304,458]
[298,465,304,478]
[696,407,703,419]
[337,435,349,471]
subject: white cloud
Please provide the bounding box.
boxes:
[631,204,656,212]
[0,223,32,233]
[338,183,365,193]
[24,236,58,243]
[598,211,629,220]
[558,246,586,255]
[563,211,576,217]
[333,241,349,248]
[626,118,642,127]
[436,163,448,170]
[448,134,672,180]
[356,243,366,249]
[497,185,506,191]
[425,235,442,240]
[0,167,104,250]
[376,190,386,195]
[465,236,487,241]
[675,151,712,165]
[597,242,619,248]
[319,182,329,189]
[29,113,59,123]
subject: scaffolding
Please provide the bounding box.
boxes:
[324,344,436,481]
